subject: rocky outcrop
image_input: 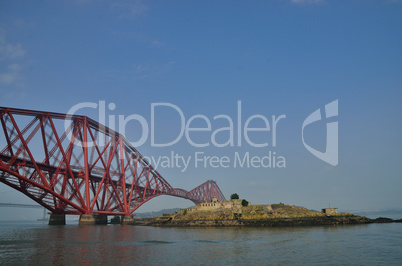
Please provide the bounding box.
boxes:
[144,215,400,227]
[131,203,401,227]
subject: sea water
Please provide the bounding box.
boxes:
[0,217,401,265]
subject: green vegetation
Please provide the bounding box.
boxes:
[241,204,326,220]
[172,203,336,221]
[230,193,239,200]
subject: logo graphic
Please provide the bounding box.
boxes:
[302,100,338,166]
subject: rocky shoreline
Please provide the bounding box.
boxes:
[128,202,402,228]
[131,216,402,227]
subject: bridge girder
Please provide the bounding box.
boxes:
[0,107,225,216]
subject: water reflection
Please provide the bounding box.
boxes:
[0,222,401,265]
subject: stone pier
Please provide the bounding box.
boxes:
[121,215,135,225]
[48,213,66,225]
[79,214,108,225]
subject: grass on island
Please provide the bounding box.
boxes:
[172,203,354,221]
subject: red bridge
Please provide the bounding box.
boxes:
[0,106,225,224]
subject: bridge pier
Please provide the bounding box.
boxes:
[79,214,108,225]
[121,215,135,225]
[48,214,66,225]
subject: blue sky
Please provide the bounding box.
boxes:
[0,0,401,219]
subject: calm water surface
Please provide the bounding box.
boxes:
[0,220,401,265]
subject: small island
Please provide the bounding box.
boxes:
[132,194,402,227]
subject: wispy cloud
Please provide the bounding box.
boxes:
[104,1,164,47]
[0,43,26,61]
[110,0,147,19]
[0,67,20,84]
[0,27,26,86]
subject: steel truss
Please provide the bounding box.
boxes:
[0,107,225,216]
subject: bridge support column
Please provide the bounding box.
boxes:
[79,214,108,225]
[121,215,135,225]
[49,214,66,225]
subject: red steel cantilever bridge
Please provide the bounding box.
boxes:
[0,106,225,218]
